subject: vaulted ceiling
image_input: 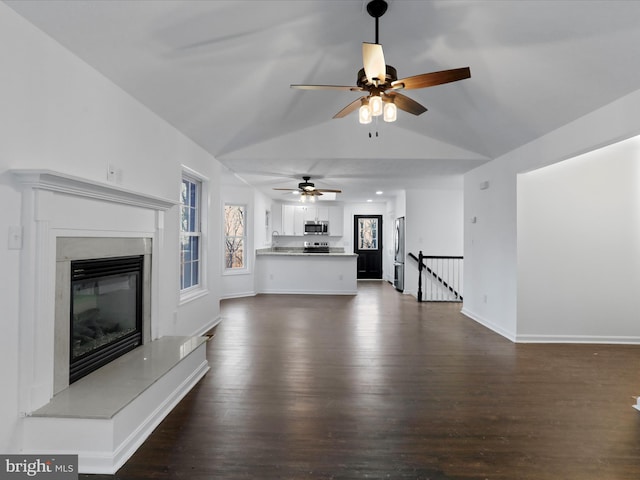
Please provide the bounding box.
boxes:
[6,0,640,202]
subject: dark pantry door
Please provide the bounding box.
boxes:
[354,215,383,279]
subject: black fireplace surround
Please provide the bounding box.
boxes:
[69,255,144,383]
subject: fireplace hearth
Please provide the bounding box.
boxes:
[70,255,144,384]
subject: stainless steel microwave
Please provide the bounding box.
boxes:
[304,221,329,235]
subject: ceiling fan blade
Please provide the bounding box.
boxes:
[291,84,362,91]
[333,96,367,119]
[391,67,471,90]
[273,188,298,191]
[316,189,342,193]
[385,92,427,116]
[362,42,386,85]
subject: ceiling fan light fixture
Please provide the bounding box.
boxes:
[290,0,470,126]
[383,101,397,122]
[370,94,383,116]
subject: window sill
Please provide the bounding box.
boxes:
[179,287,209,305]
[223,268,251,276]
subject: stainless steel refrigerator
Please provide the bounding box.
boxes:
[393,216,405,292]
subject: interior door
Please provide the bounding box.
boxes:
[354,215,383,279]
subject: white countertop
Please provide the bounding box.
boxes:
[257,247,357,257]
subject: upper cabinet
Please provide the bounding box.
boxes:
[328,206,343,236]
[281,203,344,237]
[282,204,305,236]
[304,205,329,222]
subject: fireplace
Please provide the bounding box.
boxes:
[55,237,152,394]
[69,255,144,384]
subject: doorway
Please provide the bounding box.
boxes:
[354,215,383,279]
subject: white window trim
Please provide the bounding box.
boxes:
[180,166,209,303]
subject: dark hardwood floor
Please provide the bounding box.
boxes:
[83,281,640,479]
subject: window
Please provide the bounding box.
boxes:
[224,204,246,269]
[180,174,201,291]
[357,217,379,250]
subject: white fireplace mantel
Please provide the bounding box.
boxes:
[10,168,204,473]
[11,168,177,414]
[11,169,177,211]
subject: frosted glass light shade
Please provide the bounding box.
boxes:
[383,102,397,122]
[359,104,372,124]
[370,95,383,116]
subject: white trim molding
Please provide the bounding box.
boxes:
[11,169,177,211]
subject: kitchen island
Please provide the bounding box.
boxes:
[255,247,358,295]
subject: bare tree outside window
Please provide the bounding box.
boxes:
[225,205,246,269]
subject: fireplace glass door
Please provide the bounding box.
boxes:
[70,255,143,383]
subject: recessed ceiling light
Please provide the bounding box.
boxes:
[367,199,373,203]
[376,191,383,195]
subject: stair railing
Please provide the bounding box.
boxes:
[408,251,463,302]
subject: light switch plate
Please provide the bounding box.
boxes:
[8,225,23,250]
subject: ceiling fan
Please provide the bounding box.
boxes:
[290,0,470,124]
[273,176,342,198]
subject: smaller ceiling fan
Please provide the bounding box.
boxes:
[290,0,470,124]
[273,176,342,197]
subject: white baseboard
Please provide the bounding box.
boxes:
[220,291,257,300]
[192,314,222,337]
[460,308,640,344]
[514,334,640,344]
[257,288,357,295]
[460,307,517,342]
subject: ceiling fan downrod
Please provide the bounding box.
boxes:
[366,0,388,44]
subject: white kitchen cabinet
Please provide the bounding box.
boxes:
[328,206,344,236]
[315,206,329,221]
[301,205,329,222]
[302,205,317,223]
[282,204,305,236]
[282,203,343,236]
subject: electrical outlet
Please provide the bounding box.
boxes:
[107,164,116,183]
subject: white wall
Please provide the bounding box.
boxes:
[0,4,222,452]
[463,87,640,341]
[343,202,388,249]
[403,183,464,298]
[220,183,257,299]
[343,201,393,282]
[220,182,275,299]
[517,136,640,342]
[254,189,273,250]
